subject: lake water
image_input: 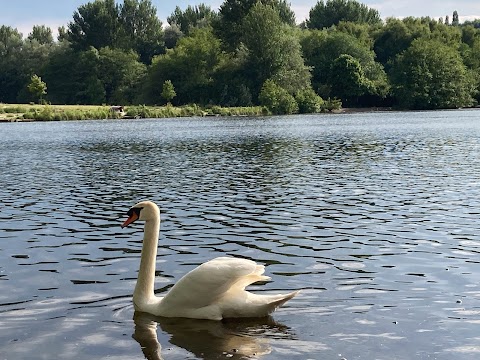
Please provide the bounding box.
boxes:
[1,110,480,359]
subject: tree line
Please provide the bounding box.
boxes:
[1,0,480,113]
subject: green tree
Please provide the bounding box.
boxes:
[15,38,55,103]
[241,3,311,98]
[0,25,56,103]
[28,25,54,45]
[75,48,106,104]
[460,25,479,47]
[167,4,218,35]
[67,0,121,50]
[98,47,147,104]
[335,21,374,48]
[329,54,372,105]
[373,18,429,67]
[27,74,47,103]
[67,0,164,64]
[214,0,295,51]
[42,43,80,104]
[307,0,382,30]
[211,46,254,106]
[146,27,226,104]
[0,26,24,102]
[391,38,475,109]
[164,24,183,49]
[302,30,388,103]
[119,0,164,63]
[57,26,68,42]
[161,80,176,104]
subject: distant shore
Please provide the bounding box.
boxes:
[2,103,477,122]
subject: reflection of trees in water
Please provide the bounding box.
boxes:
[133,311,295,360]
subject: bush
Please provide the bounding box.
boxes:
[323,97,342,112]
[295,88,324,113]
[259,79,298,115]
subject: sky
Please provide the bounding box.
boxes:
[1,0,480,37]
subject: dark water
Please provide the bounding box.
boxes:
[1,110,480,359]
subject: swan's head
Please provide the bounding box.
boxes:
[121,201,160,228]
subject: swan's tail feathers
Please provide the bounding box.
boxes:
[248,290,300,317]
[264,290,300,313]
[221,290,300,318]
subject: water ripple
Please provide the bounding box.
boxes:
[2,111,480,359]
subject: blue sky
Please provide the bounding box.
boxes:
[1,0,480,37]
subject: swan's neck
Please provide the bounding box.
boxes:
[134,217,160,304]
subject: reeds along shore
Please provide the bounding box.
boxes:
[0,104,273,121]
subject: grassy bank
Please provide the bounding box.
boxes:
[0,103,269,122]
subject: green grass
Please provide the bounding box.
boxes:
[0,103,272,121]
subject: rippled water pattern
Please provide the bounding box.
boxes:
[2,110,480,359]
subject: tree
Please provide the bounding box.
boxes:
[27,74,47,103]
[146,27,226,104]
[97,47,147,104]
[67,0,164,64]
[461,25,479,47]
[0,25,56,103]
[28,25,54,45]
[391,38,475,109]
[164,24,183,49]
[118,0,165,64]
[302,30,388,102]
[214,0,295,51]
[373,17,428,67]
[329,54,372,105]
[335,21,374,48]
[67,0,121,50]
[167,4,218,35]
[161,80,176,104]
[452,11,459,26]
[240,3,311,98]
[306,0,382,30]
[0,26,24,102]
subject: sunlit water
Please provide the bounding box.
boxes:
[2,110,480,359]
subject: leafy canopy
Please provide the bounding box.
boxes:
[307,0,382,30]
[391,38,475,109]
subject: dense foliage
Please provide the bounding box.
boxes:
[1,0,480,113]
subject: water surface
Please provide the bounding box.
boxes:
[1,110,480,359]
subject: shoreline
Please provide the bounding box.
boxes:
[1,104,478,122]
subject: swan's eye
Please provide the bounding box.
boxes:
[127,207,143,217]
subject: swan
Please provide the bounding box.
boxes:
[122,201,299,320]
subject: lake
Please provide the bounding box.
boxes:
[1,110,480,359]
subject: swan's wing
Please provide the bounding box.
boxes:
[159,257,269,309]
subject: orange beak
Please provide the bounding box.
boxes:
[121,212,139,228]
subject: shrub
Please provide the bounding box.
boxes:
[259,79,298,115]
[295,88,324,113]
[323,97,342,112]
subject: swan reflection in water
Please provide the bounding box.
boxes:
[133,311,295,359]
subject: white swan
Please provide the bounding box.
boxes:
[122,201,299,320]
